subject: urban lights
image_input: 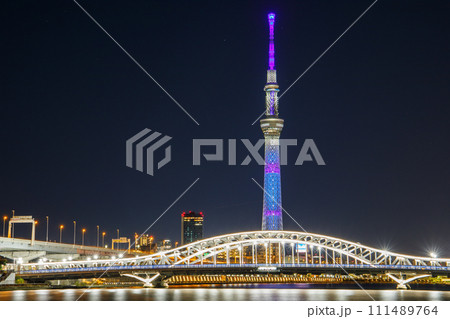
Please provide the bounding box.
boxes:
[102,231,106,247]
[2,216,7,237]
[82,228,86,246]
[59,225,64,243]
[73,221,76,245]
[96,225,99,247]
[46,216,49,242]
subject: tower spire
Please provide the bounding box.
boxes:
[264,13,279,117]
[268,13,275,70]
[261,12,284,231]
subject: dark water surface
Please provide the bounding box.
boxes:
[1,284,450,301]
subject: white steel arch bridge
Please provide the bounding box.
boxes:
[15,231,450,276]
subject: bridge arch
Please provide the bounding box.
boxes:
[18,231,450,271]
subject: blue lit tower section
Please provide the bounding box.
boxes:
[261,13,284,231]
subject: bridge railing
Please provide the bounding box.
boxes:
[17,263,450,275]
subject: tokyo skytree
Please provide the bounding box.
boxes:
[261,13,284,231]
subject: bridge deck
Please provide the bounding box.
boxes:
[17,263,450,281]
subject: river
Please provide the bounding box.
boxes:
[1,284,450,301]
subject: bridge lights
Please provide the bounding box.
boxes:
[430,252,438,259]
[93,255,98,260]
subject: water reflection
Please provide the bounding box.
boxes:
[12,290,26,301]
[1,286,450,301]
[35,290,49,301]
[87,289,101,301]
[113,289,127,301]
[63,289,75,301]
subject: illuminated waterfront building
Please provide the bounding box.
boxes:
[261,13,284,230]
[181,211,204,245]
[156,239,172,252]
[135,234,156,253]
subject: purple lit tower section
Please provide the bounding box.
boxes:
[261,13,284,231]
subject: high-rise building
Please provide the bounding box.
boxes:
[135,234,156,253]
[261,13,283,231]
[181,211,204,245]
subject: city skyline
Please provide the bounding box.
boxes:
[1,0,449,257]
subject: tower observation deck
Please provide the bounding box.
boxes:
[261,13,284,231]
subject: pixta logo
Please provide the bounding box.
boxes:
[193,139,325,166]
[126,129,325,177]
[126,128,172,176]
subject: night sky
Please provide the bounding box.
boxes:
[1,1,449,256]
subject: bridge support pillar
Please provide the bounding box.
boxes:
[121,273,168,288]
[396,283,408,290]
[0,251,46,263]
[386,273,431,289]
[0,272,16,285]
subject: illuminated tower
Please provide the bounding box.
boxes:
[261,13,283,231]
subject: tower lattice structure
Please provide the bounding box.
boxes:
[261,13,284,231]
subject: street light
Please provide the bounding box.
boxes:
[96,225,99,247]
[59,225,64,243]
[2,216,7,237]
[11,209,15,238]
[430,252,438,259]
[102,232,106,247]
[82,228,86,246]
[73,221,76,245]
[46,216,49,242]
[117,229,119,239]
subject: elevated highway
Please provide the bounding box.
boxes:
[0,237,143,263]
